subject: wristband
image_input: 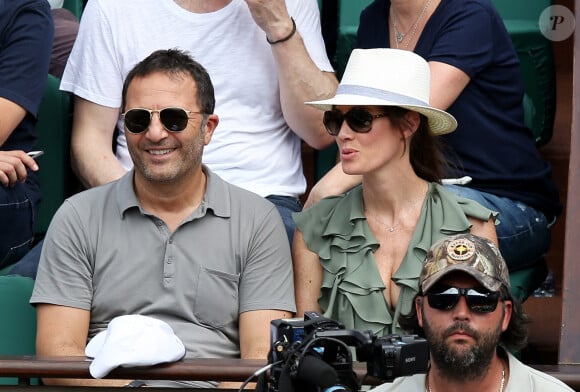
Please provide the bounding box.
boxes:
[267,18,296,45]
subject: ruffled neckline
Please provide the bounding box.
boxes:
[294,183,494,335]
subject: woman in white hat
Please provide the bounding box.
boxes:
[310,0,561,298]
[292,48,497,336]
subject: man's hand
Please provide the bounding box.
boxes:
[244,0,337,149]
[0,150,39,187]
[243,0,294,42]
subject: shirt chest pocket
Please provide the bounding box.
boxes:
[193,267,240,328]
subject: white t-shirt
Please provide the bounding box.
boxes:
[60,0,333,198]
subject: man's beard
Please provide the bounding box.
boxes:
[422,315,503,382]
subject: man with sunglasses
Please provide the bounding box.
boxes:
[59,0,338,244]
[370,233,572,392]
[31,49,296,388]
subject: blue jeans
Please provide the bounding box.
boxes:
[0,183,35,270]
[10,238,43,279]
[445,185,553,272]
[266,195,302,245]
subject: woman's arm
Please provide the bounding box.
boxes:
[292,229,323,316]
[428,61,471,110]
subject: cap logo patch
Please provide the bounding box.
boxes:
[446,238,476,261]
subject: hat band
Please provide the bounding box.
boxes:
[337,84,429,107]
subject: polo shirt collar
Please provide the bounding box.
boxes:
[202,165,230,218]
[116,170,140,216]
[115,165,231,218]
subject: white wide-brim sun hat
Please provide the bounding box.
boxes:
[306,48,457,135]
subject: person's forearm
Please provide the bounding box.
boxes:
[38,341,131,386]
[270,34,337,150]
[0,97,27,147]
[38,345,130,386]
[304,162,362,209]
[70,97,127,188]
[71,143,127,188]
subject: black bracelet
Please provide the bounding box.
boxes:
[267,17,297,45]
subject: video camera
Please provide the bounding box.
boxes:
[257,312,429,392]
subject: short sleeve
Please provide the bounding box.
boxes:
[238,204,296,314]
[0,0,53,116]
[425,2,495,77]
[60,0,123,108]
[31,199,95,310]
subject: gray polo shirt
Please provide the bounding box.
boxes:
[32,166,295,361]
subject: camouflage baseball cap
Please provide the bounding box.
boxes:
[420,234,510,293]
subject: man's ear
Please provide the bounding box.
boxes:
[203,114,219,145]
[501,300,513,332]
[416,296,424,328]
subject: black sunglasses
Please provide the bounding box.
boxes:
[426,286,501,313]
[323,108,389,136]
[121,107,204,134]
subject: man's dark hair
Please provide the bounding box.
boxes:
[121,48,215,114]
[399,285,530,352]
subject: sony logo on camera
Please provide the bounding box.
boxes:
[363,333,429,382]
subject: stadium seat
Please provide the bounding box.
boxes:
[0,264,13,276]
[490,0,556,146]
[62,0,83,20]
[334,0,373,79]
[0,275,38,385]
[509,261,549,303]
[33,74,72,237]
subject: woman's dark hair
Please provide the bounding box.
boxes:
[121,48,215,115]
[398,285,531,352]
[381,106,447,182]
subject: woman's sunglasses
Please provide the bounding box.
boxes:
[323,108,389,136]
[426,286,501,313]
[121,107,204,134]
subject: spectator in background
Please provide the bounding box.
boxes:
[292,49,497,336]
[307,0,561,301]
[0,0,53,270]
[370,233,573,391]
[8,0,79,278]
[60,0,338,243]
[47,0,79,79]
[32,49,295,388]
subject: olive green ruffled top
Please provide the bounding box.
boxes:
[293,183,496,336]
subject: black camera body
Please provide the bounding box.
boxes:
[360,334,430,382]
[263,312,429,392]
